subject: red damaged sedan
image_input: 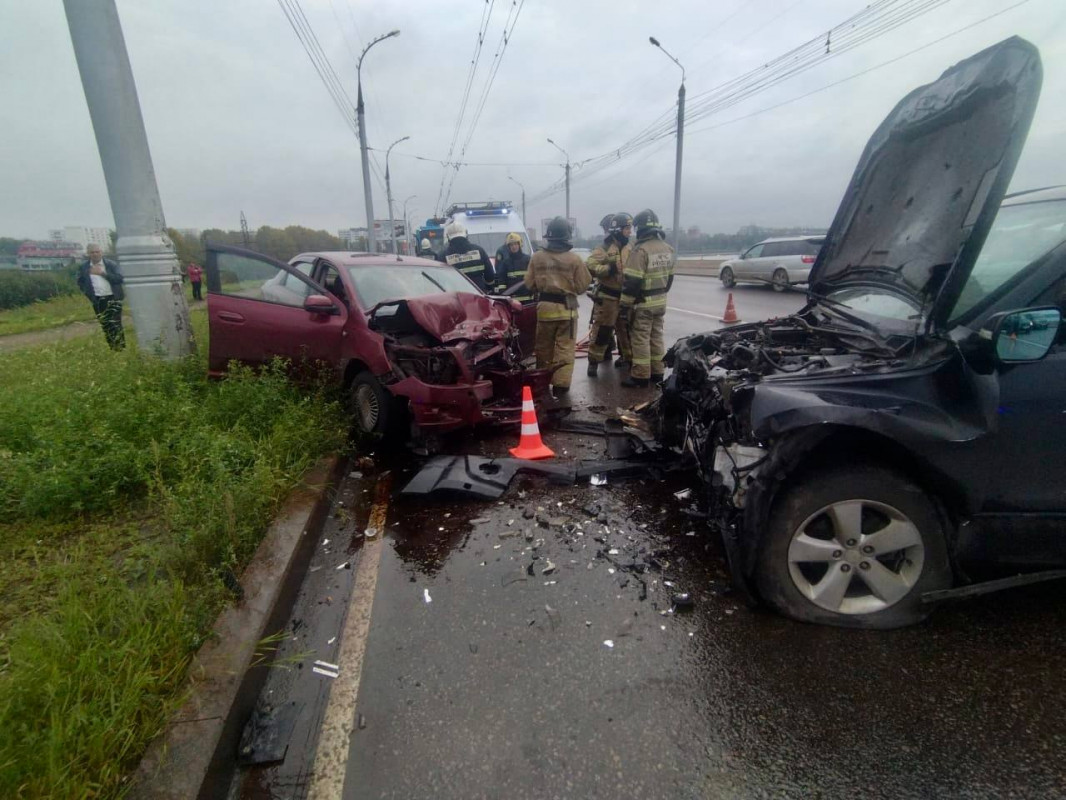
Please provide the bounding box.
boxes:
[204,245,552,441]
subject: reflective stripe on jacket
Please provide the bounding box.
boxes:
[621,235,674,309]
[524,248,592,321]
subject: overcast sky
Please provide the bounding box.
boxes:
[2,0,1064,240]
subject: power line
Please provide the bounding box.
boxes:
[441,0,528,209]
[436,0,498,214]
[369,147,555,168]
[527,0,957,205]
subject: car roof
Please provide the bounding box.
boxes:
[293,252,448,268]
[1002,185,1066,206]
[754,235,826,245]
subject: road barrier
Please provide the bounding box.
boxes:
[675,256,726,278]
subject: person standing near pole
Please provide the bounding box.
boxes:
[187,261,204,301]
[441,220,494,292]
[620,209,674,388]
[586,212,633,376]
[76,243,126,350]
[524,216,591,396]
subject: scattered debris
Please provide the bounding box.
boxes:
[608,548,620,556]
[237,703,301,766]
[590,473,607,486]
[673,488,693,500]
[672,593,695,612]
[470,517,491,524]
[312,660,340,679]
[544,604,561,630]
[348,471,363,479]
[469,643,479,654]
[335,561,350,570]
[603,640,615,648]
[327,636,336,645]
[542,560,557,576]
[357,713,367,730]
[423,589,433,604]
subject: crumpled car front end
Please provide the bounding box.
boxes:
[367,292,552,434]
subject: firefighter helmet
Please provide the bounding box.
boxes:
[420,238,431,250]
[544,216,572,245]
[608,213,633,234]
[444,220,467,242]
[633,209,663,239]
[505,232,523,247]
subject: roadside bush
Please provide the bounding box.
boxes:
[0,270,79,310]
[0,320,346,798]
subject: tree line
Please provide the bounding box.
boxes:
[574,224,826,255]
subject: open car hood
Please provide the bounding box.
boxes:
[809,36,1042,330]
[369,292,513,344]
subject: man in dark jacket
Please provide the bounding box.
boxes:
[494,232,532,301]
[440,221,494,293]
[76,243,126,350]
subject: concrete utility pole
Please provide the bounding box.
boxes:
[357,30,400,254]
[650,37,686,254]
[63,0,193,358]
[385,136,409,256]
[547,138,571,228]
[508,176,526,227]
[402,194,417,254]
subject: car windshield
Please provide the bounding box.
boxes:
[346,265,479,308]
[468,232,519,255]
[951,199,1066,320]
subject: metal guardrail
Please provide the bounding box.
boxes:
[674,257,725,278]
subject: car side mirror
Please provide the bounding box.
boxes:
[987,307,1061,364]
[304,294,337,315]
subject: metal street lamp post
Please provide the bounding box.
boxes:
[385,135,410,256]
[546,138,571,227]
[508,176,527,229]
[650,36,686,254]
[357,29,400,253]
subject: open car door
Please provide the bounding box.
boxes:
[205,245,348,377]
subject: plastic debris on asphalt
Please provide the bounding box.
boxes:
[335,561,350,570]
[312,660,340,678]
[672,593,695,612]
[590,473,608,486]
[603,640,615,648]
[423,589,432,604]
[673,488,692,500]
[327,636,336,645]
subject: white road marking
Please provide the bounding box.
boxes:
[667,305,724,321]
[308,473,391,800]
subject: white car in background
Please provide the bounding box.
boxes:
[719,235,825,292]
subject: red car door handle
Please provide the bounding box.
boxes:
[218,311,245,323]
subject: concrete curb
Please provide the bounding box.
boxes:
[129,455,345,800]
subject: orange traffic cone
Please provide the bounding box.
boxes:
[510,386,555,460]
[723,292,741,324]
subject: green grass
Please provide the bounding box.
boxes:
[0,293,99,336]
[0,314,346,798]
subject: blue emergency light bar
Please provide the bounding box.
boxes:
[445,201,513,218]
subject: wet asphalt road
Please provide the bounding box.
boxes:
[236,281,1066,800]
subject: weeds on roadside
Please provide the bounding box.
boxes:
[0,322,345,798]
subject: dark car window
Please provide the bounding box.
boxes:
[347,265,482,309]
[216,251,315,308]
[761,242,786,257]
[316,262,349,307]
[951,199,1066,321]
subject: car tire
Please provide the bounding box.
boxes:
[720,266,736,289]
[772,268,789,292]
[349,371,393,439]
[755,465,951,629]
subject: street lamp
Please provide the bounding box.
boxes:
[650,36,686,255]
[402,194,417,255]
[385,135,410,256]
[546,137,571,227]
[508,176,527,229]
[357,29,400,253]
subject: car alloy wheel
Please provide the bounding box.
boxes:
[772,268,789,292]
[353,382,380,433]
[786,499,925,615]
[720,266,736,288]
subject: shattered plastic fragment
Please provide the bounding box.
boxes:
[327,636,336,645]
[542,560,557,575]
[607,568,616,575]
[672,593,695,611]
[673,488,692,500]
[322,539,330,547]
[608,548,620,556]
[544,580,557,586]
[335,561,350,570]
[423,589,433,604]
[603,640,615,648]
[590,474,607,486]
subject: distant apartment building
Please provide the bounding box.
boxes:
[338,227,369,250]
[17,241,82,271]
[48,226,111,253]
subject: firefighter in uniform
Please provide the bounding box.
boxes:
[495,232,532,302]
[440,220,494,292]
[523,216,591,395]
[621,208,675,388]
[585,212,633,376]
